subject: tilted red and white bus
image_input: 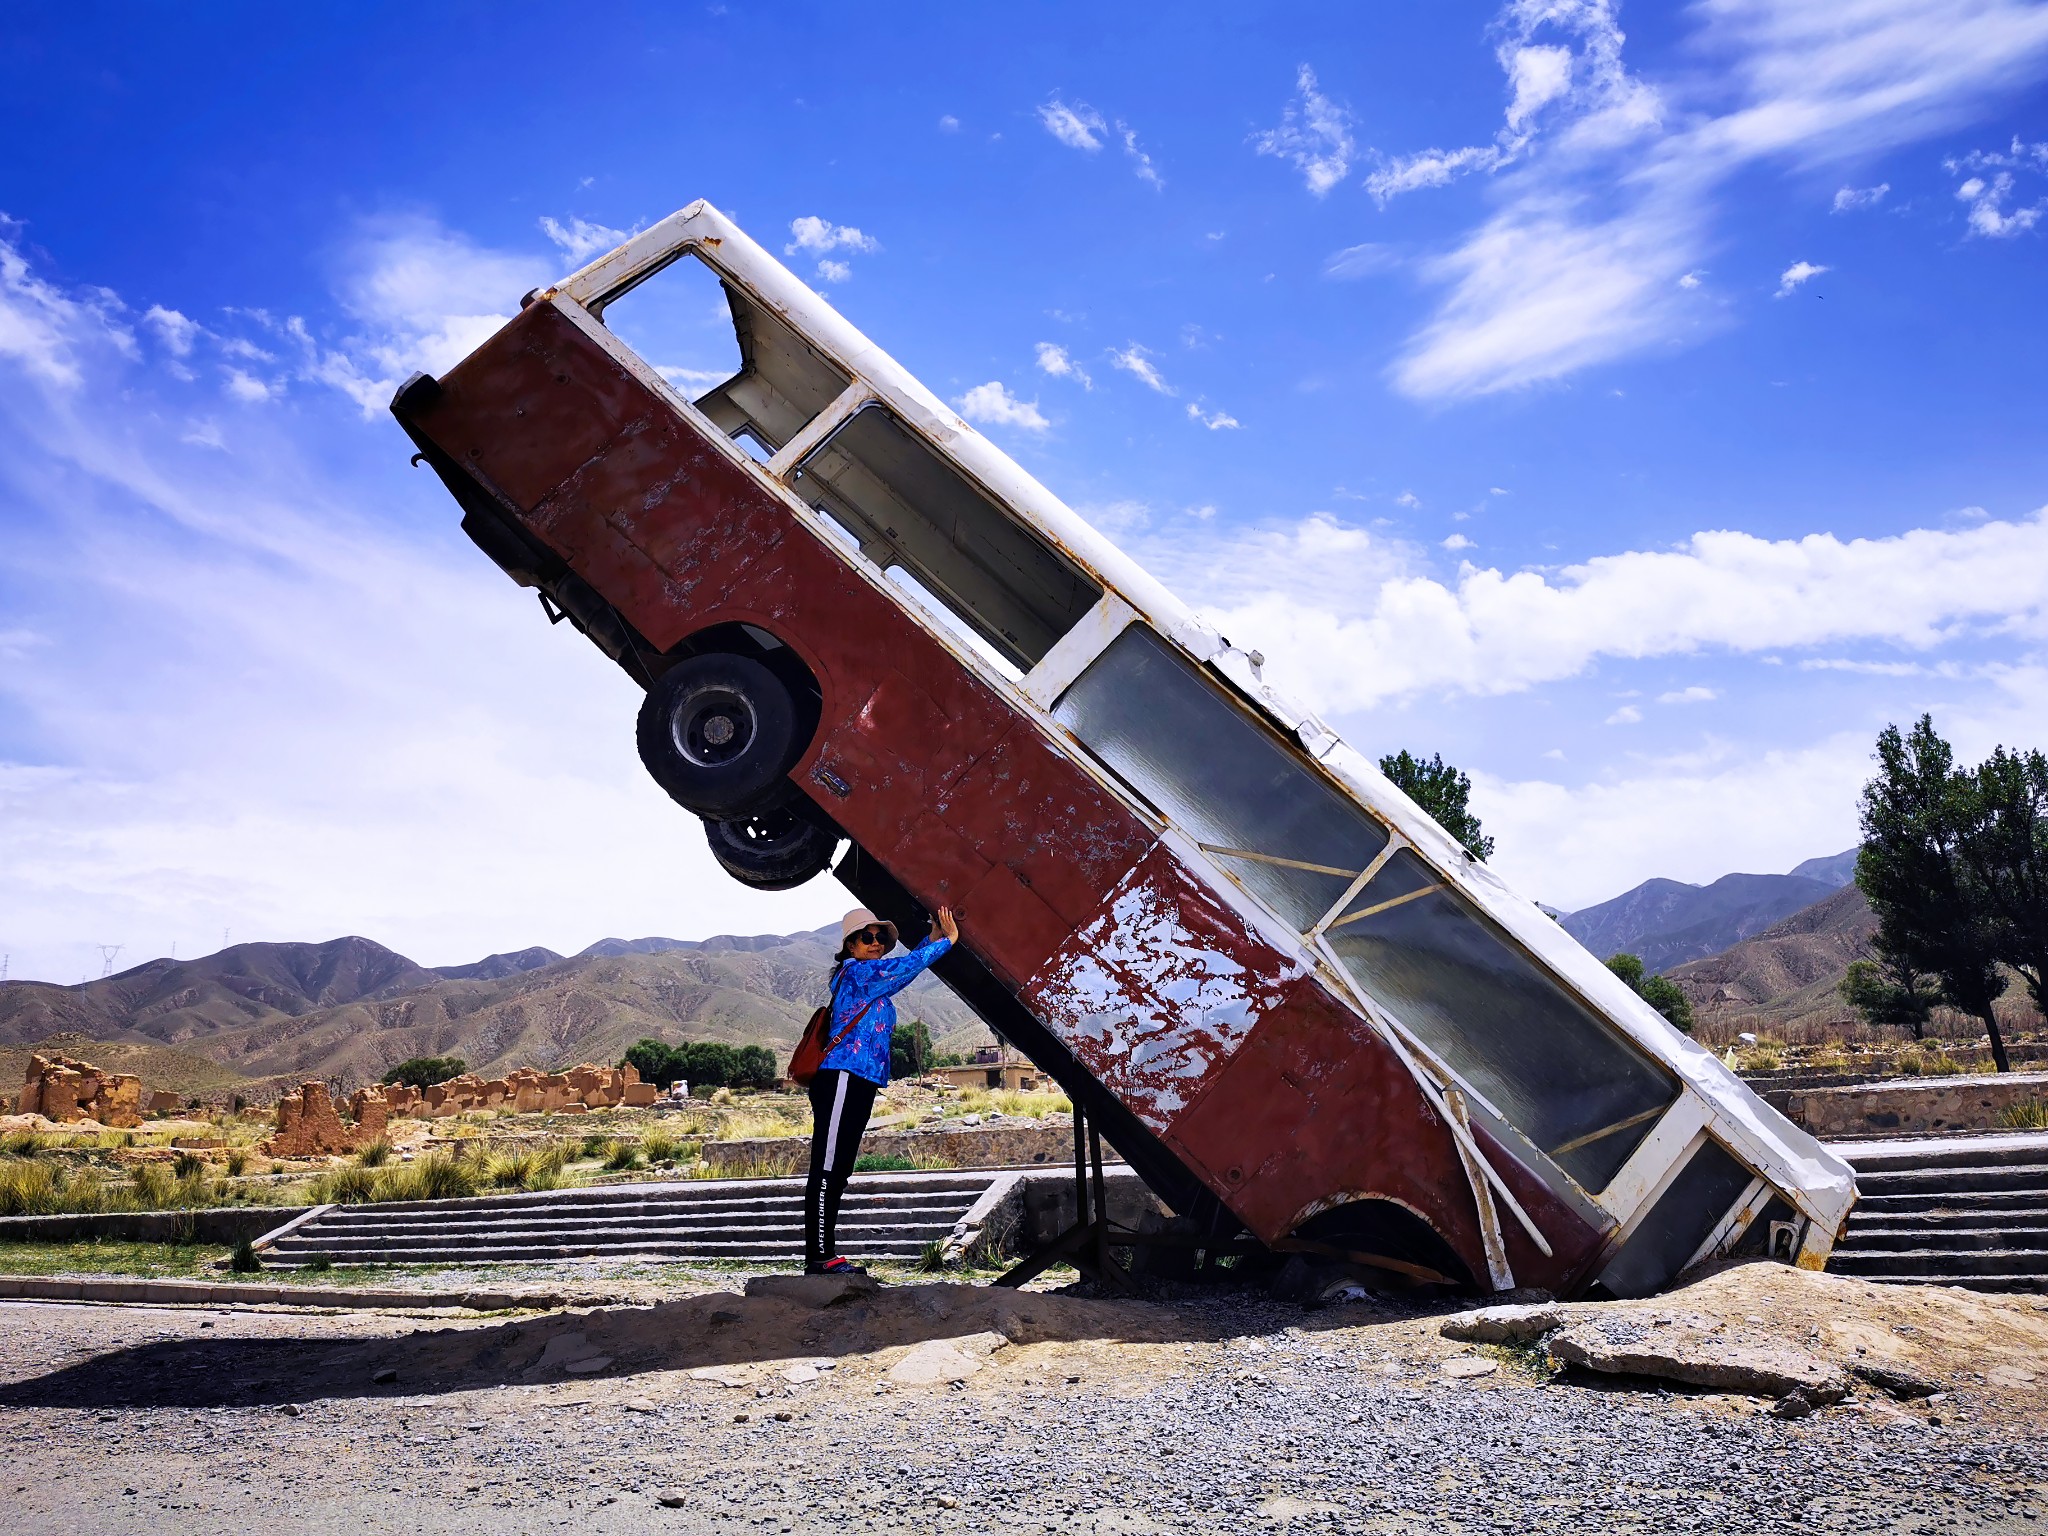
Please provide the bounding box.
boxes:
[391,202,1854,1297]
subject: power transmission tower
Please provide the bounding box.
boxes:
[97,944,123,979]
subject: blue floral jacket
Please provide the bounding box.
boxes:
[819,936,952,1087]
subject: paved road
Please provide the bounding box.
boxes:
[1,1280,2044,1535]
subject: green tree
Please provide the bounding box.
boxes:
[381,1056,466,1089]
[1857,716,2012,1072]
[680,1041,740,1090]
[891,1017,934,1079]
[732,1045,779,1089]
[1378,750,1494,860]
[1837,956,1940,1040]
[622,1038,684,1088]
[1604,952,1694,1033]
[1959,745,2048,1019]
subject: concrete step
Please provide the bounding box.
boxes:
[267,1219,959,1256]
[1852,1189,2048,1215]
[1852,1165,2048,1197]
[1847,1202,2048,1230]
[258,1169,1003,1270]
[1842,1225,2048,1253]
[303,1198,973,1236]
[1828,1245,2048,1278]
[1839,1135,2048,1174]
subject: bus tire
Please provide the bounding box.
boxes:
[703,808,840,891]
[637,652,804,818]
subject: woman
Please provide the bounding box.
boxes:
[804,903,959,1276]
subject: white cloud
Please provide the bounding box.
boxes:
[1677,270,1703,289]
[1185,402,1241,430]
[1395,491,1421,509]
[1109,344,1173,395]
[180,419,226,450]
[1386,0,2048,398]
[1775,260,1830,296]
[1138,504,2048,712]
[1253,65,1356,196]
[1366,0,1658,205]
[938,114,960,132]
[814,258,852,285]
[1035,341,1092,388]
[1442,533,1475,551]
[143,305,200,357]
[1038,98,1106,151]
[1831,183,1891,211]
[785,216,880,257]
[538,215,634,264]
[1657,685,1719,703]
[1949,143,2047,235]
[0,219,134,388]
[222,367,273,402]
[1605,704,1644,724]
[1120,124,1164,188]
[954,381,1050,432]
[1323,243,1400,280]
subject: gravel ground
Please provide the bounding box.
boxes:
[2,1267,2045,1535]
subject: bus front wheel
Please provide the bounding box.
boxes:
[637,652,805,818]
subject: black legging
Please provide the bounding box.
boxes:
[804,1068,879,1270]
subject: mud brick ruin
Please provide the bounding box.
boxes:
[262,1081,390,1157]
[260,1063,658,1157]
[376,1063,659,1119]
[15,1052,143,1128]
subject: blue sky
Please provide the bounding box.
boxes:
[3,0,2047,982]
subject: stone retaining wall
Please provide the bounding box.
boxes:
[1786,1070,2048,1138]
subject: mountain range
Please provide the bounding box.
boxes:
[1558,849,1859,974]
[0,847,1878,1103]
[0,930,991,1099]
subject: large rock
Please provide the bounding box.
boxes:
[1548,1315,1849,1400]
[1440,1303,1567,1345]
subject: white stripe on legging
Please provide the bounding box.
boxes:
[821,1071,851,1172]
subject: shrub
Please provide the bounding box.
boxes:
[230,1239,262,1273]
[917,1238,948,1273]
[377,1152,477,1202]
[224,1149,249,1177]
[483,1145,570,1192]
[310,1164,378,1204]
[173,1152,206,1180]
[0,1131,45,1158]
[0,1159,70,1216]
[382,1056,467,1090]
[602,1139,643,1172]
[130,1163,175,1209]
[641,1131,683,1165]
[580,1132,611,1160]
[1998,1099,2048,1131]
[356,1139,392,1168]
[853,1153,915,1173]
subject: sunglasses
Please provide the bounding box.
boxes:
[852,926,891,946]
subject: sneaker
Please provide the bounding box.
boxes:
[819,1256,868,1277]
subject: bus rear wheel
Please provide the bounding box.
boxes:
[703,807,840,891]
[637,652,804,818]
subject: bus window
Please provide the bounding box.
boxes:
[792,405,1102,672]
[1325,848,1678,1193]
[596,250,851,454]
[1052,625,1389,933]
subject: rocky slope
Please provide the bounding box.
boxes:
[1561,851,1855,973]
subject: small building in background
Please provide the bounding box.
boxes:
[929,1047,1047,1093]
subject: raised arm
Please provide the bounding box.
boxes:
[843,908,959,1002]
